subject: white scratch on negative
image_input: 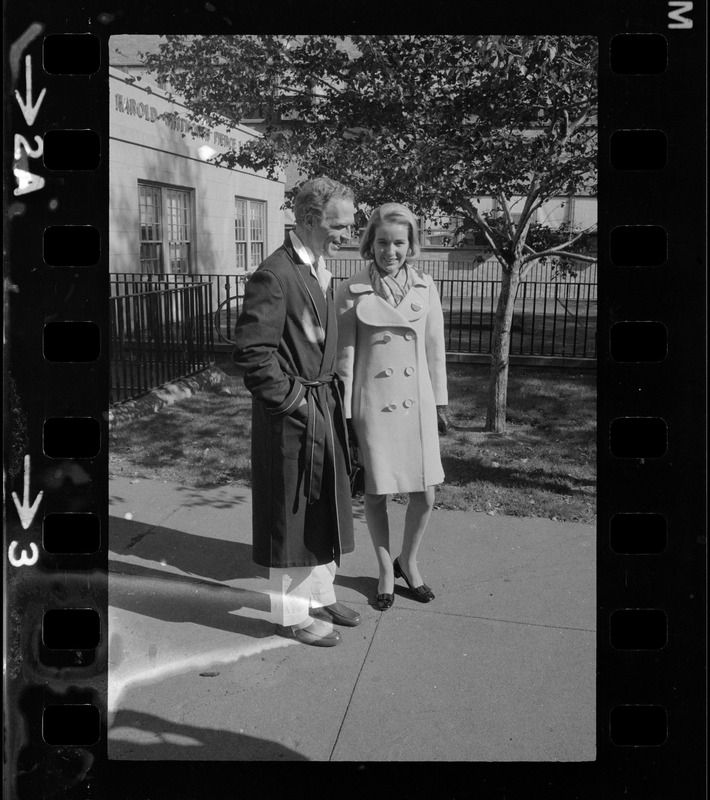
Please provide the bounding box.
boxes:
[108,637,295,717]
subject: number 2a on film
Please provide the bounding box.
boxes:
[13,53,46,196]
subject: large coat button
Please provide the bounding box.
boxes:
[387,402,397,411]
[403,399,414,408]
[411,302,422,311]
[404,331,415,341]
[384,367,394,376]
[382,333,392,343]
[404,366,414,376]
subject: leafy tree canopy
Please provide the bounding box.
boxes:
[144,35,596,263]
[143,34,598,432]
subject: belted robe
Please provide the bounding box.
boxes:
[233,237,354,569]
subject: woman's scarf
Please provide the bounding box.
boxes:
[369,262,414,308]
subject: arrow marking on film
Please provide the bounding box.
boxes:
[11,455,44,530]
[15,55,46,126]
[9,22,44,83]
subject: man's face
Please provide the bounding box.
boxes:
[305,198,356,260]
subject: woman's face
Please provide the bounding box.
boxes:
[373,222,410,275]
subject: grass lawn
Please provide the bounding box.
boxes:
[109,360,596,523]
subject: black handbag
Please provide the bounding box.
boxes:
[348,427,365,497]
[350,458,365,498]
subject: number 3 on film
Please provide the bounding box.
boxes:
[8,542,39,568]
[8,455,43,568]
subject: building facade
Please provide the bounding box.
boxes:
[109,45,285,277]
[418,194,597,251]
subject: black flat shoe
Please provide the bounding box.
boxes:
[393,558,435,602]
[376,593,394,610]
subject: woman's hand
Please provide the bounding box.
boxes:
[436,405,449,435]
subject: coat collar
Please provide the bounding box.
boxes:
[288,231,333,288]
[282,234,304,266]
[281,236,330,346]
[347,263,428,295]
[349,264,430,328]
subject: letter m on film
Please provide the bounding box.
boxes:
[668,1,693,28]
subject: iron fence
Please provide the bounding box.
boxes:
[436,278,597,358]
[110,282,214,403]
[328,258,598,298]
[110,257,597,365]
[111,271,248,348]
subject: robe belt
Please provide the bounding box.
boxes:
[298,372,350,504]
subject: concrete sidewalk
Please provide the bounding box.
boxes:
[107,475,596,762]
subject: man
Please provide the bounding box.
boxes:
[233,177,359,647]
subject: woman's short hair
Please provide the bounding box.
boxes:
[293,177,355,225]
[360,203,421,261]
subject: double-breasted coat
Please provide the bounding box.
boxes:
[335,264,448,495]
[233,237,354,569]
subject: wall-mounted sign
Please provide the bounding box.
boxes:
[114,92,239,150]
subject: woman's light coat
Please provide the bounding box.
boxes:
[335,265,448,495]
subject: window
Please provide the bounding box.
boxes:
[138,182,193,273]
[139,184,162,273]
[166,189,191,273]
[235,197,266,270]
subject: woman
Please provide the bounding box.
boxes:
[335,203,448,610]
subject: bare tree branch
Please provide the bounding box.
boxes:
[521,224,596,264]
[463,201,505,258]
[513,179,542,250]
[534,250,597,263]
[497,193,516,239]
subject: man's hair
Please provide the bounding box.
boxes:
[293,177,355,225]
[360,202,421,261]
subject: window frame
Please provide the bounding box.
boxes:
[137,180,195,274]
[235,196,267,271]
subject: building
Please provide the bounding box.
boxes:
[109,35,285,277]
[419,194,597,252]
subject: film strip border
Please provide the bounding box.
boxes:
[5,29,108,796]
[3,11,706,800]
[600,24,705,774]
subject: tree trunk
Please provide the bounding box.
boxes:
[485,266,521,433]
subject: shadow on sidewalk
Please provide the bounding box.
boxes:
[109,564,272,639]
[333,572,379,604]
[109,515,268,582]
[108,708,308,760]
[109,484,250,512]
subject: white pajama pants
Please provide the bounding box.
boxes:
[268,561,337,628]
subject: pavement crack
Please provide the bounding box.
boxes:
[359,605,594,633]
[328,614,382,761]
[125,526,158,549]
[436,609,595,633]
